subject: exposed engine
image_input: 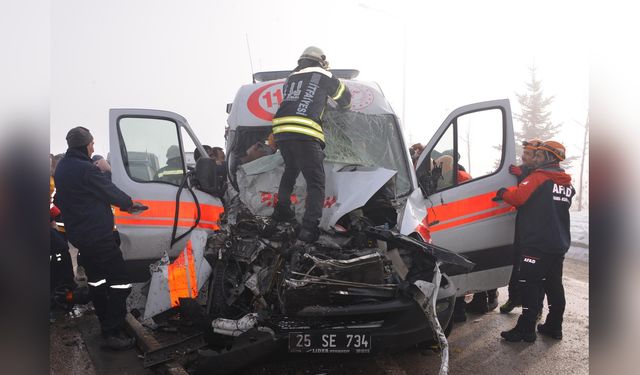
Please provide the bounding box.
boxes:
[200,196,473,343]
[204,208,403,322]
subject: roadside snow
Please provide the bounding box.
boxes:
[567,210,589,262]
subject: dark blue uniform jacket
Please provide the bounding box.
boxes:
[54,148,133,247]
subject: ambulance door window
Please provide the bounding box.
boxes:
[118,117,186,185]
[428,125,455,192]
[180,127,198,171]
[455,109,503,184]
[420,108,504,194]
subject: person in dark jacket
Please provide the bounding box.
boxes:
[500,139,542,313]
[495,140,574,342]
[271,46,351,243]
[54,126,145,350]
[50,226,75,292]
[50,156,75,293]
[91,154,125,246]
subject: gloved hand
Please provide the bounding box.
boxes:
[492,188,508,201]
[508,164,522,176]
[126,202,149,214]
[337,104,351,112]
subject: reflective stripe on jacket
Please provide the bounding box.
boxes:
[272,66,351,144]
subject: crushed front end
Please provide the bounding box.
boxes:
[200,205,471,357]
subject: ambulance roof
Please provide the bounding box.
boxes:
[226,71,396,130]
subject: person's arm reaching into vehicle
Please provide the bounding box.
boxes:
[94,158,112,180]
[329,76,351,110]
[494,172,548,207]
[508,164,522,177]
[509,164,534,183]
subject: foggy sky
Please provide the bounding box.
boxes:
[50,0,588,169]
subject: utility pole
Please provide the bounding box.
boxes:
[577,116,589,211]
[245,34,255,83]
[461,125,472,175]
[401,23,407,131]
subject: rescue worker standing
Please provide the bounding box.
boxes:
[271,46,351,243]
[55,127,145,350]
[495,141,574,342]
[500,139,542,313]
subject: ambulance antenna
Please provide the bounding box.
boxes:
[245,34,255,83]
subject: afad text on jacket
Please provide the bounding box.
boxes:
[502,164,574,254]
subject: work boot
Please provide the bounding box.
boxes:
[101,330,135,351]
[466,293,488,314]
[501,316,536,342]
[537,322,563,340]
[487,290,499,311]
[499,299,522,314]
[452,297,467,322]
[453,310,467,323]
[271,206,295,223]
[298,227,319,244]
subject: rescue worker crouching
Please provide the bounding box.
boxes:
[54,126,147,350]
[495,140,574,342]
[270,46,351,243]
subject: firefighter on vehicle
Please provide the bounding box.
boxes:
[54,126,146,350]
[271,46,352,243]
[495,140,574,342]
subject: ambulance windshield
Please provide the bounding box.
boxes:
[323,111,411,197]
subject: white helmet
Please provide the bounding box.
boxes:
[166,145,180,160]
[299,46,328,68]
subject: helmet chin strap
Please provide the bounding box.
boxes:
[544,151,559,164]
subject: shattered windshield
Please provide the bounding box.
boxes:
[323,111,411,197]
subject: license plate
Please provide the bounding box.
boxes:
[288,332,372,353]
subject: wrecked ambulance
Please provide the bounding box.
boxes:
[108,69,517,362]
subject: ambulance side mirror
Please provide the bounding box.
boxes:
[416,154,438,198]
[195,157,224,197]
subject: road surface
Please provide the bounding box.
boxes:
[50,258,588,374]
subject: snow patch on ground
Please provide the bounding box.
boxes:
[567,210,588,262]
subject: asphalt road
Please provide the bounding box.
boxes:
[50,258,588,375]
[395,257,589,375]
[241,257,589,375]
